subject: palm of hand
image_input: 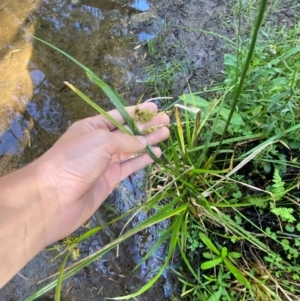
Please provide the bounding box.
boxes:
[37,103,169,240]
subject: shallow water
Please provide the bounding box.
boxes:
[0,0,155,175]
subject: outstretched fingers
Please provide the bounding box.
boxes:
[116,126,169,162]
[55,102,169,148]
[85,102,159,132]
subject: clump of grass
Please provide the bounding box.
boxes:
[25,0,300,300]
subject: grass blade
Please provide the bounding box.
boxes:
[55,252,70,301]
[201,257,223,270]
[212,0,268,160]
[24,203,188,301]
[31,35,162,163]
[86,72,134,129]
[199,233,220,255]
[109,262,168,300]
[30,36,134,129]
[115,214,183,300]
[174,105,186,155]
[64,81,131,134]
[224,258,250,288]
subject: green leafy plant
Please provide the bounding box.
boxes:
[199,233,250,288]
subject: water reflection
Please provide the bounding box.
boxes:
[132,0,150,11]
[0,114,25,156]
[0,0,152,174]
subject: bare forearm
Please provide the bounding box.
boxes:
[0,163,48,288]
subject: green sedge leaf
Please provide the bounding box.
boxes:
[76,226,103,244]
[199,233,220,255]
[65,82,131,134]
[55,252,70,301]
[201,257,223,270]
[86,72,134,129]
[221,247,228,258]
[224,258,250,288]
[228,251,242,259]
[174,106,186,155]
[25,204,188,301]
[109,262,168,299]
[203,252,213,259]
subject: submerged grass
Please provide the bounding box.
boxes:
[26,0,300,300]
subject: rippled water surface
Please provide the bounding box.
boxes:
[0,0,154,175]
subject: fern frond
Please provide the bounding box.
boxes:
[249,196,268,208]
[271,207,296,223]
[271,168,286,201]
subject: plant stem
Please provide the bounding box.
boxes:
[212,0,268,162]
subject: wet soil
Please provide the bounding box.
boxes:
[1,0,299,300]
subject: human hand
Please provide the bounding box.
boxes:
[33,102,169,245]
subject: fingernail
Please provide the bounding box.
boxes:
[136,135,147,145]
